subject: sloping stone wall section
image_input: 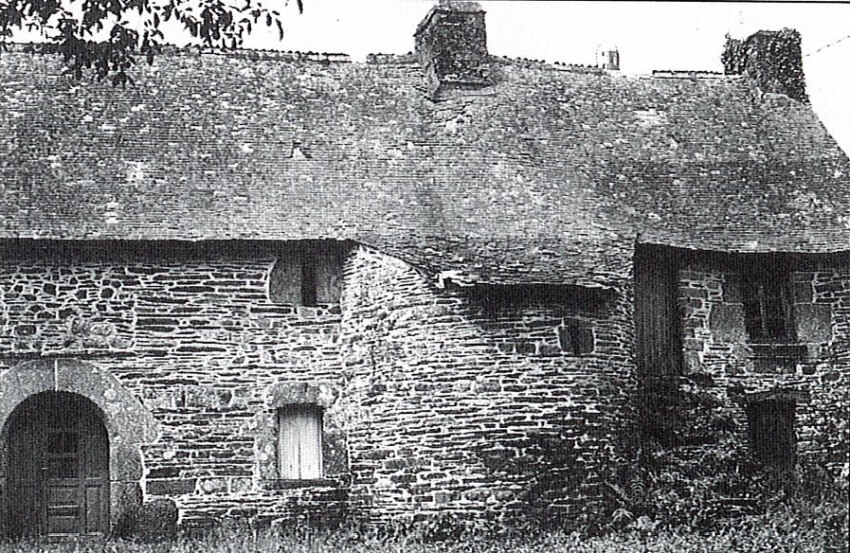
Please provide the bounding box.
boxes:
[339,245,635,524]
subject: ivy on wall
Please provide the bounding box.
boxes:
[722,29,807,103]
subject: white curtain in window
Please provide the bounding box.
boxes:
[279,407,322,479]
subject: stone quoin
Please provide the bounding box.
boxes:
[0,0,847,537]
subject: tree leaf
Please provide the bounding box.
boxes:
[2,0,302,84]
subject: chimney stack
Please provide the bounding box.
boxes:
[415,1,490,98]
[722,29,807,102]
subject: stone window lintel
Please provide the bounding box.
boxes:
[267,381,337,410]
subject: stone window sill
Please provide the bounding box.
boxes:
[749,343,808,374]
[748,343,807,359]
[272,478,339,489]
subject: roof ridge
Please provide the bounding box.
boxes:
[0,42,352,64]
[651,69,727,79]
[365,52,419,65]
[493,55,609,75]
[0,43,734,77]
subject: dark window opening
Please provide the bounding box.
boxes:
[469,283,611,308]
[746,398,796,468]
[268,241,345,305]
[557,318,594,355]
[741,269,795,343]
[300,247,318,307]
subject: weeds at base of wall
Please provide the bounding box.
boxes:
[113,498,178,542]
[177,492,850,552]
[0,501,846,553]
[601,375,850,537]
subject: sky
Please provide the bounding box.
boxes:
[235,0,850,154]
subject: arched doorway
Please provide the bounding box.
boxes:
[5,392,109,538]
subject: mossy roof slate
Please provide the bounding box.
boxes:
[1,50,848,285]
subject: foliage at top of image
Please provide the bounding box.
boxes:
[0,0,301,85]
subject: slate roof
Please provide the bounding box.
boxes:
[1,48,849,286]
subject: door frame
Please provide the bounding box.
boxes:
[6,392,111,537]
[0,359,159,538]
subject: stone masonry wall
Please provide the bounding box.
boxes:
[0,243,351,528]
[0,240,641,530]
[677,255,849,471]
[339,245,635,527]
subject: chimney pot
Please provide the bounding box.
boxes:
[595,46,620,71]
[604,48,620,71]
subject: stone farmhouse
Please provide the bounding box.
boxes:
[0,0,848,538]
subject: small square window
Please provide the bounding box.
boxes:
[741,269,795,343]
[269,243,344,305]
[557,318,594,355]
[746,399,796,468]
[278,405,323,479]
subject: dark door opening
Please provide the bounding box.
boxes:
[634,244,683,378]
[6,392,110,538]
[746,398,796,468]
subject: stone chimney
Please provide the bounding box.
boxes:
[722,29,807,102]
[415,1,490,98]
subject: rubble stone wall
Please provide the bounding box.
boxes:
[340,245,636,525]
[677,254,849,471]
[0,245,350,528]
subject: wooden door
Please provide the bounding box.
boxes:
[634,245,683,378]
[7,393,109,538]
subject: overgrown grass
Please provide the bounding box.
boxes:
[0,477,845,553]
[0,498,845,553]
